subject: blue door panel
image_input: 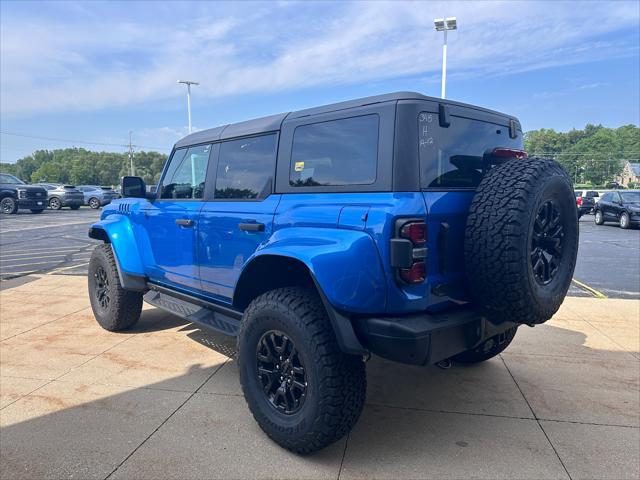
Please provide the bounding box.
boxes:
[137,200,203,290]
[198,195,281,300]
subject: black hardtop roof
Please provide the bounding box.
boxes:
[174,91,519,149]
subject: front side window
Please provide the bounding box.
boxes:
[419,113,523,189]
[160,144,211,199]
[289,115,379,187]
[600,192,613,202]
[215,134,277,200]
[0,174,24,185]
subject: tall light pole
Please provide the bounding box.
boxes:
[434,17,457,99]
[177,80,199,133]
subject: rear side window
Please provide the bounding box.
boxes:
[215,134,277,199]
[160,144,211,199]
[289,115,379,187]
[419,113,523,189]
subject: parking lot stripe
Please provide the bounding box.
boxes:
[0,246,91,256]
[0,220,92,233]
[1,260,63,269]
[1,253,73,262]
[46,261,90,275]
[571,278,608,299]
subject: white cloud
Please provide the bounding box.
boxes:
[1,0,638,116]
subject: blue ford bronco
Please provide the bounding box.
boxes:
[88,92,578,453]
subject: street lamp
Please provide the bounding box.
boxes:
[434,17,457,99]
[177,80,199,134]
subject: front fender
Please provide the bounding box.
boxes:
[248,227,387,313]
[89,214,144,276]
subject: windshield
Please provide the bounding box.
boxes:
[0,173,24,185]
[620,191,640,203]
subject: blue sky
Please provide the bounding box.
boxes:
[1,0,639,162]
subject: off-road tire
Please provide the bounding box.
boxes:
[49,197,62,210]
[453,327,517,363]
[30,209,45,214]
[1,197,18,214]
[238,287,366,454]
[620,212,630,229]
[88,244,142,331]
[465,157,579,325]
[594,210,604,225]
[89,197,100,209]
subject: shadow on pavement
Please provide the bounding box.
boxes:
[1,323,638,480]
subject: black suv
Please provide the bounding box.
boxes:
[594,190,640,229]
[0,173,48,214]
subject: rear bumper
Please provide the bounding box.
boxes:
[352,306,517,365]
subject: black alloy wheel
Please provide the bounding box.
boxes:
[1,197,17,214]
[256,330,307,415]
[531,200,565,285]
[93,265,111,310]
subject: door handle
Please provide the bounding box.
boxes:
[175,219,195,227]
[239,222,265,232]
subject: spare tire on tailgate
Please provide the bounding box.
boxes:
[464,157,579,325]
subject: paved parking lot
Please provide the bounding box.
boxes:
[0,275,638,479]
[0,208,100,280]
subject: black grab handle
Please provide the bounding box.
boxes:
[239,222,265,232]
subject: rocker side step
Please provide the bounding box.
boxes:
[143,289,241,336]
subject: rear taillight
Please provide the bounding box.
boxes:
[576,196,583,206]
[400,261,426,284]
[400,222,426,245]
[491,148,528,159]
[391,219,427,285]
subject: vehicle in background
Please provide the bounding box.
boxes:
[0,173,48,214]
[76,185,118,209]
[594,190,640,229]
[575,189,598,218]
[34,183,84,210]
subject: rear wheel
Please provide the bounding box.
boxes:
[594,210,604,225]
[70,204,81,210]
[465,158,579,325]
[88,244,142,331]
[238,287,366,454]
[30,209,44,214]
[454,327,517,363]
[620,212,630,229]
[89,197,101,209]
[49,197,62,210]
[0,197,18,214]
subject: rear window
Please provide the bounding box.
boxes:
[419,113,523,189]
[289,115,379,187]
[586,191,599,198]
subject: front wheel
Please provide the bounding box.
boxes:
[88,244,142,331]
[238,287,366,454]
[453,327,517,363]
[1,197,18,214]
[30,209,45,214]
[620,212,630,229]
[89,197,101,209]
[594,210,604,225]
[70,204,81,210]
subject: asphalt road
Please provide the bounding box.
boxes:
[0,209,638,299]
[0,208,100,281]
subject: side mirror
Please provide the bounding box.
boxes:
[121,176,146,198]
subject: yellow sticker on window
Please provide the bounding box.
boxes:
[294,161,305,172]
